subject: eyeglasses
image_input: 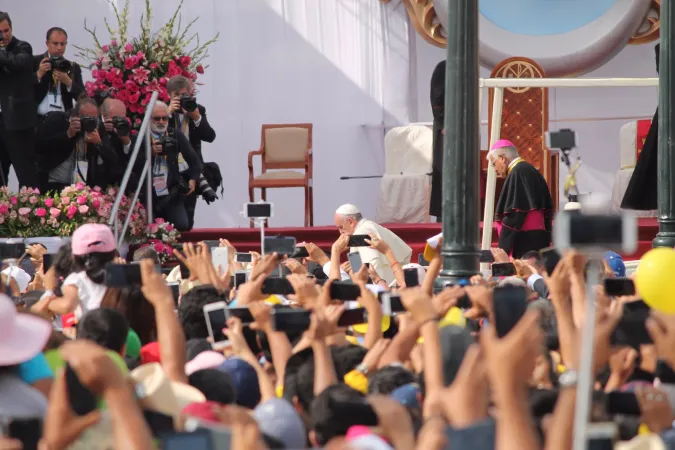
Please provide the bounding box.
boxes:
[152,116,169,122]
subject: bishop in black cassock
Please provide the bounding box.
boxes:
[621,43,660,211]
[489,140,554,258]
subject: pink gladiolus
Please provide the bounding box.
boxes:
[124,43,133,52]
[50,208,61,218]
[18,207,31,216]
[10,196,17,205]
[34,208,47,217]
[78,205,89,214]
[44,198,54,207]
[61,197,70,205]
[76,196,87,205]
[28,196,37,204]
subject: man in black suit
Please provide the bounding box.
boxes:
[34,27,84,121]
[0,11,39,188]
[133,101,201,231]
[166,75,217,229]
[35,97,119,192]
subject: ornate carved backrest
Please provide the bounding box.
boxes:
[487,57,548,174]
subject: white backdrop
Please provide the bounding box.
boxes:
[7,0,414,227]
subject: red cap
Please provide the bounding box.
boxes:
[181,401,221,424]
[61,313,77,328]
[140,342,161,365]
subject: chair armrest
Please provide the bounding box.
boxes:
[248,148,264,176]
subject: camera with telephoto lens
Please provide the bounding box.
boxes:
[80,115,99,133]
[179,94,198,113]
[111,117,130,137]
[48,56,72,72]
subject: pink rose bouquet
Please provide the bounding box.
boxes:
[75,0,218,134]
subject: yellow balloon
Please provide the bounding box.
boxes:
[635,248,675,313]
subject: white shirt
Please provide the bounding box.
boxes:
[37,55,73,116]
[351,218,412,284]
[62,271,108,318]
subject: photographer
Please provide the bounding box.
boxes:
[167,75,218,230]
[100,98,131,158]
[0,11,39,188]
[35,97,119,192]
[132,101,201,231]
[33,27,84,121]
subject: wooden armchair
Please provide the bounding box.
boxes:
[248,123,314,227]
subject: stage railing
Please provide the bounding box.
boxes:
[108,91,159,248]
[481,76,658,450]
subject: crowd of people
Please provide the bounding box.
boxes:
[0,12,219,231]
[0,200,672,450]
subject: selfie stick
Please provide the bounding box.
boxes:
[572,259,601,450]
[257,218,266,257]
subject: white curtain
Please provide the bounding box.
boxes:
[10,0,413,227]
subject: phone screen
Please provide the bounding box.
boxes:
[234,271,247,288]
[227,307,254,325]
[235,252,253,263]
[348,234,370,247]
[539,247,561,275]
[611,309,652,347]
[291,247,310,259]
[9,418,42,450]
[104,263,142,287]
[348,252,363,273]
[417,253,430,267]
[247,203,272,218]
[605,392,640,415]
[547,130,577,149]
[168,282,180,305]
[570,215,623,247]
[493,286,527,338]
[604,277,636,297]
[271,309,312,333]
[379,292,405,315]
[330,281,361,301]
[179,262,190,279]
[42,254,54,272]
[338,308,367,326]
[261,277,294,295]
[211,247,229,276]
[403,267,419,287]
[0,243,26,260]
[206,307,228,345]
[264,237,296,256]
[65,364,98,416]
[162,430,213,450]
[491,262,517,278]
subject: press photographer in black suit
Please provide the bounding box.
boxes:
[133,101,202,231]
[100,98,132,159]
[35,98,120,192]
[0,11,39,188]
[166,75,217,230]
[33,27,84,120]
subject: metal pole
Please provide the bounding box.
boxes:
[108,91,159,225]
[480,88,504,272]
[145,116,154,225]
[117,160,150,248]
[434,0,481,290]
[654,1,675,248]
[259,218,266,256]
[572,262,600,450]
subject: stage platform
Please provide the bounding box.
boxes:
[182,218,659,261]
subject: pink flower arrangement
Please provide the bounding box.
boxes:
[76,0,218,134]
[137,218,181,264]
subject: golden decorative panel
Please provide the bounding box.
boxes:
[380,0,659,48]
[487,57,558,205]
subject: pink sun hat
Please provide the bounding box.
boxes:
[0,294,52,365]
[490,139,516,151]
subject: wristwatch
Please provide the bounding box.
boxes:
[558,369,578,389]
[356,363,369,375]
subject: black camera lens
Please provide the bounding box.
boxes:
[80,116,99,133]
[179,94,198,113]
[112,117,130,137]
[49,56,72,72]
